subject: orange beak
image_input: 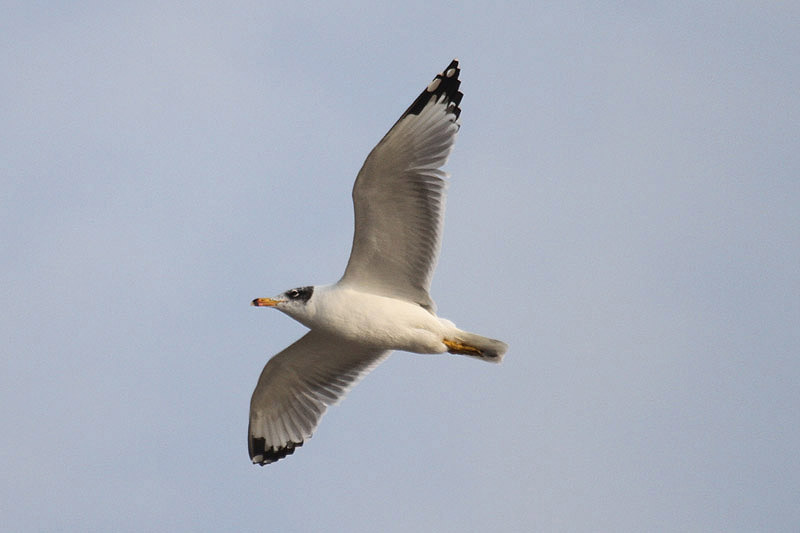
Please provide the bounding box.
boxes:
[251,297,280,307]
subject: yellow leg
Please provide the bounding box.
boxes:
[443,339,483,356]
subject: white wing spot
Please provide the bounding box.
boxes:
[427,77,441,92]
[445,68,456,78]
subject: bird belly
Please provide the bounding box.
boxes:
[312,288,449,354]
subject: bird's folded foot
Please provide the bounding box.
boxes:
[443,339,483,356]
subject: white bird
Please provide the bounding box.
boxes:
[249,59,508,465]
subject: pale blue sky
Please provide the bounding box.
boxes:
[2,2,799,531]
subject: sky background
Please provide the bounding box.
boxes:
[2,2,799,531]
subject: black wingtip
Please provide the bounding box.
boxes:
[401,59,463,120]
[249,436,305,466]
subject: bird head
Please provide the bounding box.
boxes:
[252,286,315,321]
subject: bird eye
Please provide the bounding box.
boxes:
[285,286,313,302]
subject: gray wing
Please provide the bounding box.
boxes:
[248,330,390,465]
[338,59,463,312]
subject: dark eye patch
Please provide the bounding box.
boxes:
[286,286,314,303]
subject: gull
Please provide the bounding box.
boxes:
[249,59,508,465]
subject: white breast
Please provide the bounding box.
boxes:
[307,286,453,354]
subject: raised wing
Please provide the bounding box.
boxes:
[338,59,463,312]
[248,330,389,465]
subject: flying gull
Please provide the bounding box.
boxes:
[249,59,508,465]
